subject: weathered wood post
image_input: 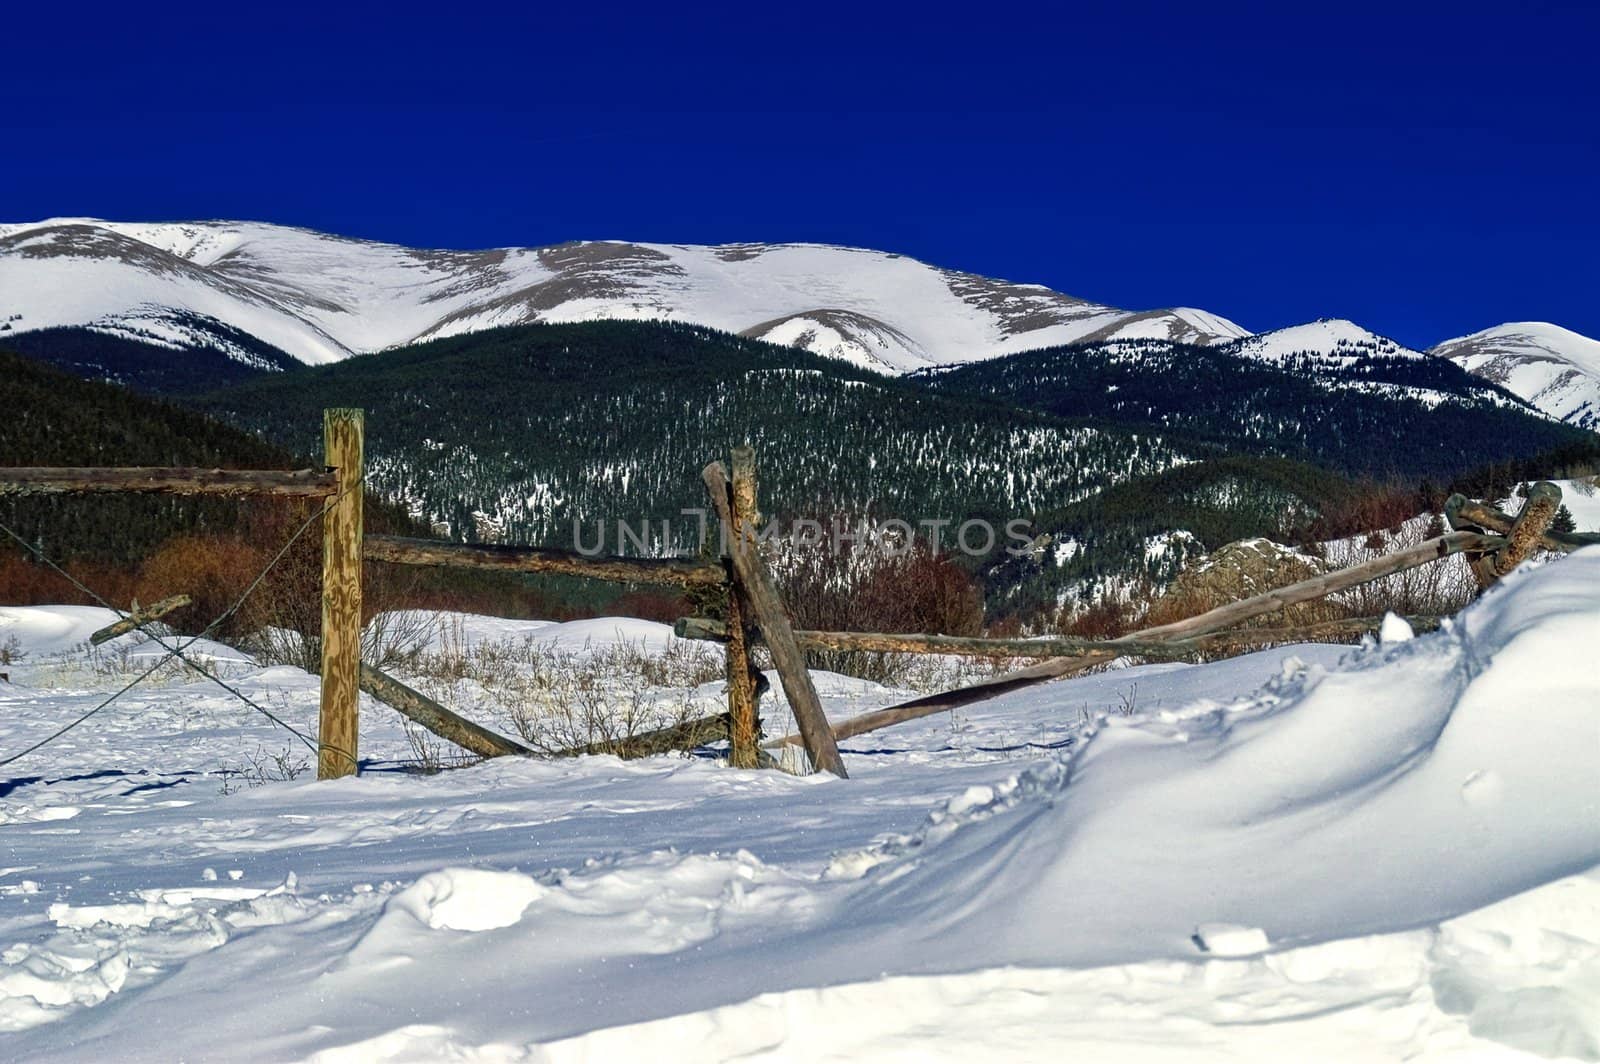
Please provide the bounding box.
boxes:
[703,458,847,778]
[1489,482,1561,580]
[1453,482,1562,589]
[318,409,364,779]
[724,447,763,768]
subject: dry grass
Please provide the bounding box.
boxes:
[216,744,311,794]
[400,620,726,755]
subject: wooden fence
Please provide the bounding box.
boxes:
[4,407,1595,781]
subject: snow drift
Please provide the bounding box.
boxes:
[834,548,1600,972]
[1,551,1596,1061]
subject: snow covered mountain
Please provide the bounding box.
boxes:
[1228,317,1425,365]
[0,218,1248,374]
[5,218,1597,425]
[1429,322,1600,429]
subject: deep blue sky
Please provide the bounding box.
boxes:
[6,2,1597,348]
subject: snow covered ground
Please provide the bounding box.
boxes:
[1,551,1597,1061]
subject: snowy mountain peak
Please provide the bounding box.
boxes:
[0,219,1251,375]
[1429,322,1600,429]
[1226,318,1423,365]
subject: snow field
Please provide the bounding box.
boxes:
[0,550,1595,1060]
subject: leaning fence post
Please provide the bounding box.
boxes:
[318,408,364,779]
[703,459,847,778]
[722,448,764,767]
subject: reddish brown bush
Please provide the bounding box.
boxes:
[134,533,273,639]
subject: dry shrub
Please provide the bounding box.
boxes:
[401,632,722,754]
[135,533,271,639]
[0,550,141,609]
[1321,519,1474,618]
[609,589,693,625]
[1056,595,1140,640]
[773,530,985,685]
[1306,482,1423,542]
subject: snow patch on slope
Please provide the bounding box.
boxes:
[1432,321,1600,428]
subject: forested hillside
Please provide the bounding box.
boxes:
[193,322,1199,547]
[919,338,1592,479]
[5,320,301,394]
[0,348,302,564]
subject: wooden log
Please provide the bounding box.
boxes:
[676,615,729,642]
[1125,531,1498,644]
[688,615,1443,661]
[359,664,531,759]
[364,535,727,588]
[787,654,1111,747]
[547,713,732,760]
[0,467,338,497]
[361,663,729,763]
[768,532,1500,747]
[318,409,364,780]
[1489,482,1561,579]
[88,594,192,646]
[1445,494,1599,551]
[703,460,847,778]
[724,447,762,769]
[1443,495,1502,588]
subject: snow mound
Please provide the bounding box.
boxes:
[384,609,702,658]
[841,549,1600,970]
[0,605,247,663]
[1192,923,1270,956]
[0,876,307,1033]
[388,868,543,932]
[543,870,1600,1063]
[0,606,134,657]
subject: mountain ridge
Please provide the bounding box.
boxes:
[0,218,1247,374]
[4,218,1597,426]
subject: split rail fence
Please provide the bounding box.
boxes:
[3,408,1595,780]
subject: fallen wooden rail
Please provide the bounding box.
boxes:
[359,663,532,759]
[364,534,727,588]
[0,467,339,497]
[359,662,733,763]
[767,531,1501,747]
[676,614,1441,661]
[549,713,733,760]
[88,594,192,646]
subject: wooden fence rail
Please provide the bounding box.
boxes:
[364,535,727,587]
[0,467,339,497]
[763,529,1505,749]
[1446,493,1600,552]
[675,614,1443,661]
[88,594,191,646]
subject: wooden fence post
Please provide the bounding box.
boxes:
[1489,482,1561,580]
[703,459,847,778]
[318,409,364,779]
[724,447,763,768]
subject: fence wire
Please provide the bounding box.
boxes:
[0,475,365,768]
